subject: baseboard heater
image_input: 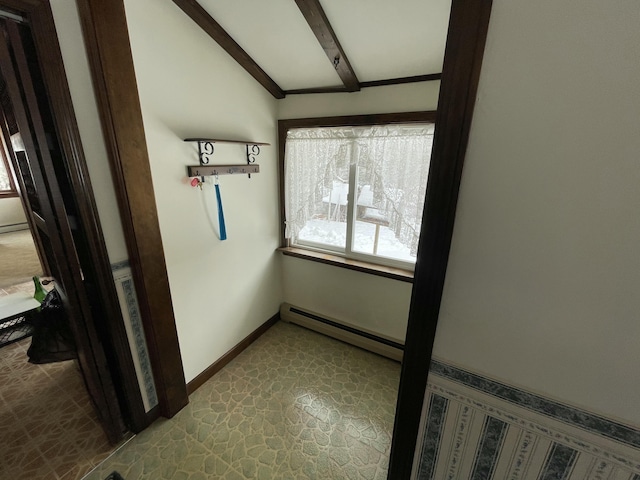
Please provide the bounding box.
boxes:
[279,302,404,361]
[0,222,29,234]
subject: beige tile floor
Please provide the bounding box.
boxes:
[84,322,401,479]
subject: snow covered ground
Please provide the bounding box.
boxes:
[297,219,415,262]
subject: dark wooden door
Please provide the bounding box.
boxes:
[0,18,125,442]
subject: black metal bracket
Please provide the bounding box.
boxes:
[246,144,261,164]
[197,141,215,165]
[246,144,262,178]
[196,141,214,182]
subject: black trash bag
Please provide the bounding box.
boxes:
[27,288,77,364]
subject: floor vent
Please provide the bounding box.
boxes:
[280,302,404,361]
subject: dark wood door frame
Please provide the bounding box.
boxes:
[75,0,188,418]
[0,0,152,436]
[388,0,494,478]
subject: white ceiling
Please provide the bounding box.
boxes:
[196,0,451,91]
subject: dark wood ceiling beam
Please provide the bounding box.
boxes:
[294,0,360,92]
[284,73,442,95]
[172,0,285,99]
[284,86,348,95]
[360,73,442,88]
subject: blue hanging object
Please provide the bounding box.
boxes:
[214,182,227,241]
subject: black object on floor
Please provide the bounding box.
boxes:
[105,472,125,480]
[27,288,77,364]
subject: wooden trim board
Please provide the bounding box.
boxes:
[76,0,188,419]
[279,247,413,283]
[25,1,150,434]
[359,73,442,88]
[387,0,494,478]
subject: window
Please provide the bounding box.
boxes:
[282,116,435,270]
[0,148,17,198]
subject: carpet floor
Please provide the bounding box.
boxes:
[0,229,42,289]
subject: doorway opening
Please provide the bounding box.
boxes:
[0,3,150,477]
[0,126,45,301]
[0,230,42,291]
[0,121,45,347]
[0,12,125,479]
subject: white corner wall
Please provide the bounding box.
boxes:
[49,0,129,263]
[124,0,283,382]
[433,0,640,425]
[278,83,439,342]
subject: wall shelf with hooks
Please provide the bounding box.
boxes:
[184,138,270,178]
[184,138,270,239]
[187,164,260,177]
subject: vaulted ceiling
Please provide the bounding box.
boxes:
[172,0,451,98]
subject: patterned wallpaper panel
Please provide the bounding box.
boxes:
[414,360,640,480]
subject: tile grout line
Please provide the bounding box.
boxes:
[80,433,137,480]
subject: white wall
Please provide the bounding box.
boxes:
[50,0,129,263]
[432,0,640,425]
[124,0,283,382]
[0,197,26,228]
[282,257,411,341]
[278,83,439,341]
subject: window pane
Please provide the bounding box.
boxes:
[352,126,433,263]
[285,129,351,251]
[297,180,349,249]
[0,158,11,191]
[353,166,415,261]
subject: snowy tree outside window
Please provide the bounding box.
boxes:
[284,123,434,268]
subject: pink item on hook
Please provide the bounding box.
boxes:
[190,177,200,187]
